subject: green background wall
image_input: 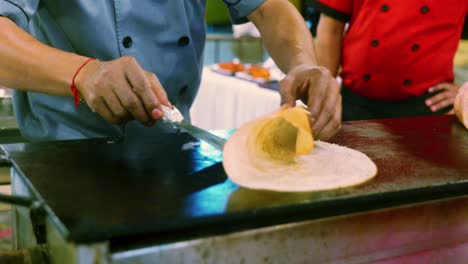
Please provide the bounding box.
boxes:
[206,0,303,25]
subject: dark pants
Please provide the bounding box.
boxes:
[341,87,453,121]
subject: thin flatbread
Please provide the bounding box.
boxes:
[454,84,468,129]
[222,109,377,192]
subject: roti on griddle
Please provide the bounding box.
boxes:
[222,106,377,192]
[454,84,468,129]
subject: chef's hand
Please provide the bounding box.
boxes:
[425,82,460,114]
[280,65,342,140]
[74,56,171,125]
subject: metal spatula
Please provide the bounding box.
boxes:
[161,105,226,151]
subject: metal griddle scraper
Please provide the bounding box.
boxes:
[161,105,226,151]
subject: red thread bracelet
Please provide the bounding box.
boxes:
[70,58,96,108]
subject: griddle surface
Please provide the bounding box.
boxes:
[2,115,468,244]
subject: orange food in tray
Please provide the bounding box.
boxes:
[217,62,245,73]
[247,65,270,80]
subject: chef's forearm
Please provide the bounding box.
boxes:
[0,17,89,96]
[248,0,317,73]
[315,14,345,77]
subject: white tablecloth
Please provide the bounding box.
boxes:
[190,67,281,130]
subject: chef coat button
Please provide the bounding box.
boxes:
[420,6,430,14]
[411,44,420,52]
[178,36,190,46]
[179,85,188,95]
[363,74,371,81]
[404,79,412,86]
[381,4,389,12]
[371,40,379,47]
[122,36,133,48]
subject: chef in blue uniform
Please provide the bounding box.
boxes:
[0,0,341,141]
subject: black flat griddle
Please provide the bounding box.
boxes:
[2,115,468,248]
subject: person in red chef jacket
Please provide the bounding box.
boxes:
[310,0,468,120]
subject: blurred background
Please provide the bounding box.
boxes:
[205,0,308,65]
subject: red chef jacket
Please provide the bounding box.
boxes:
[311,0,468,101]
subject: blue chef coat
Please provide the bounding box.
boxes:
[0,0,265,141]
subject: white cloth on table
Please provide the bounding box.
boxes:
[190,67,281,130]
